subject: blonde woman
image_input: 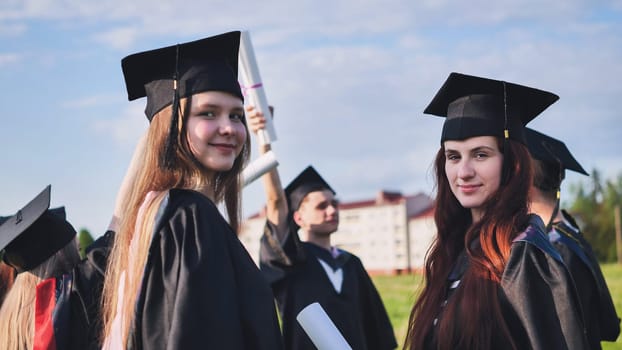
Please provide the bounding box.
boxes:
[0,186,102,350]
[0,131,138,350]
[100,31,283,349]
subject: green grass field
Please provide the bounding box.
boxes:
[372,263,622,349]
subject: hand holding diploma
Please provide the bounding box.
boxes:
[296,302,353,350]
[244,105,279,187]
[239,30,277,145]
[246,104,289,239]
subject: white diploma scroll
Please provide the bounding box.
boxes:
[296,302,353,350]
[241,150,279,187]
[239,30,277,145]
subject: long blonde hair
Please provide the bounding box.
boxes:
[101,95,250,346]
[0,240,80,350]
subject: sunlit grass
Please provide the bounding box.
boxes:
[372,273,422,349]
[601,263,622,350]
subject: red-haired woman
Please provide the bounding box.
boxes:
[404,73,588,350]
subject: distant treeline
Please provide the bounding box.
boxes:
[567,169,622,262]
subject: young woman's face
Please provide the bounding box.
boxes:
[186,91,247,172]
[444,136,503,221]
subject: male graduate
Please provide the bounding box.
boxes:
[526,127,621,349]
[247,107,397,350]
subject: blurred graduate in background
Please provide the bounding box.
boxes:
[526,127,621,349]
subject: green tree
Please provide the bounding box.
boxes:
[567,169,622,262]
[78,228,95,259]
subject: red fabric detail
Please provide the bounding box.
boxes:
[34,277,57,350]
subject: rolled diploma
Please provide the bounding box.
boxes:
[239,30,277,145]
[296,302,352,350]
[242,150,279,187]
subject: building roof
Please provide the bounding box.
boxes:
[245,190,434,219]
[406,193,435,218]
[409,205,435,220]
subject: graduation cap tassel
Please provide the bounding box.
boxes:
[546,195,561,232]
[501,81,512,184]
[542,142,564,231]
[161,45,181,170]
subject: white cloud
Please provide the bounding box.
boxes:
[94,26,141,50]
[1,0,615,53]
[91,102,148,145]
[418,0,589,25]
[0,0,133,20]
[0,22,26,36]
[0,53,20,66]
[61,93,121,109]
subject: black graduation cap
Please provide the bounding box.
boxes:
[122,31,243,169]
[285,166,336,211]
[122,31,243,121]
[0,185,77,273]
[525,127,588,176]
[424,72,559,144]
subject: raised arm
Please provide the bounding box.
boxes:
[246,105,289,240]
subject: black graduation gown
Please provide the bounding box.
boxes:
[427,215,589,349]
[259,222,397,350]
[502,215,589,349]
[549,210,620,348]
[129,189,283,350]
[33,230,114,350]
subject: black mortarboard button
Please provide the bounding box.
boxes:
[424,72,559,144]
[525,128,588,176]
[122,31,243,169]
[0,186,77,273]
[285,166,336,211]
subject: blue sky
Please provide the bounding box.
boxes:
[1,0,621,235]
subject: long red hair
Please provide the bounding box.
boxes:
[405,139,533,350]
